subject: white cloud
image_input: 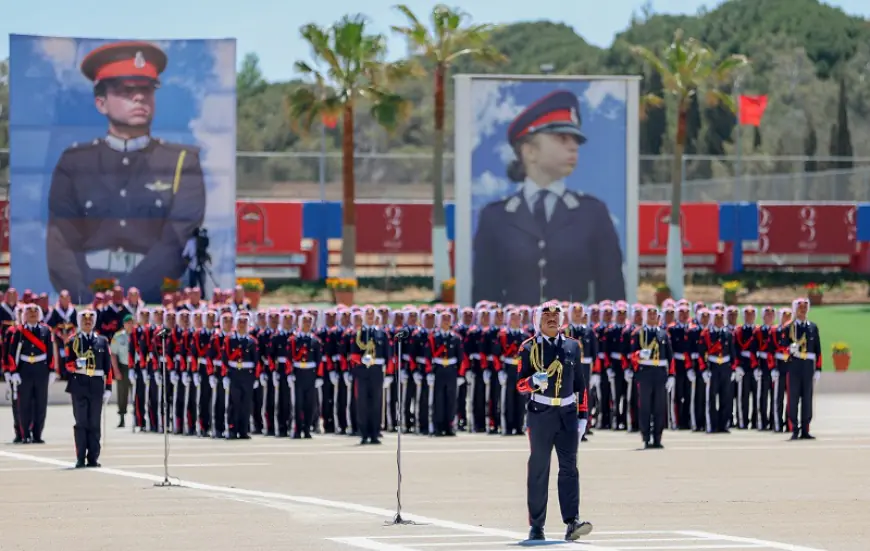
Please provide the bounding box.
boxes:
[33,37,90,91]
[209,40,237,90]
[582,80,626,111]
[496,141,517,164]
[471,80,522,150]
[474,170,511,198]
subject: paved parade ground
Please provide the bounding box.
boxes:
[1,395,869,551]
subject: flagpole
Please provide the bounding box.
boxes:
[734,76,743,202]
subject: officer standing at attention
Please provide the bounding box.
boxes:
[109,315,134,428]
[221,314,258,440]
[64,309,113,468]
[786,297,821,441]
[7,304,55,444]
[47,41,206,303]
[629,305,675,449]
[473,90,625,305]
[516,301,593,542]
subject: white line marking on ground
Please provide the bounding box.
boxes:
[678,530,827,551]
[612,545,763,550]
[0,449,613,551]
[111,462,272,469]
[329,537,417,551]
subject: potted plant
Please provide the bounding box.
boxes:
[805,282,824,306]
[654,282,671,305]
[237,278,266,308]
[441,278,456,303]
[161,277,181,293]
[722,280,741,305]
[90,278,118,294]
[326,278,358,305]
[831,342,850,372]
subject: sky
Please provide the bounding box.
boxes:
[3,0,869,82]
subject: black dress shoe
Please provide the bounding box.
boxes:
[651,442,664,449]
[360,438,369,445]
[75,461,86,469]
[12,436,23,444]
[800,432,816,440]
[789,432,800,441]
[32,438,46,444]
[117,417,125,428]
[304,433,312,439]
[581,435,588,442]
[643,442,650,449]
[528,527,546,541]
[86,462,101,468]
[370,438,382,445]
[565,519,593,540]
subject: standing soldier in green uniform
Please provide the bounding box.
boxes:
[47,41,206,303]
[109,315,134,428]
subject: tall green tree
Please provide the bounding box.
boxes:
[640,69,666,155]
[392,4,505,296]
[831,78,853,170]
[631,30,747,299]
[237,53,268,102]
[803,120,817,172]
[288,15,414,278]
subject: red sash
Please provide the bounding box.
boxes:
[21,327,48,353]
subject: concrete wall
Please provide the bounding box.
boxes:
[2,372,868,407]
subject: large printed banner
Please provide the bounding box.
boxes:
[8,35,237,303]
[756,203,857,255]
[236,201,303,254]
[357,203,433,253]
[639,203,720,255]
[453,76,640,306]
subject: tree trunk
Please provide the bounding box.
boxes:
[666,105,687,299]
[340,104,356,279]
[431,63,451,298]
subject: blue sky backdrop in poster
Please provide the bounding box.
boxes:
[8,34,236,302]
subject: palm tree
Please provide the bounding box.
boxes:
[630,30,747,299]
[288,15,414,279]
[392,4,505,298]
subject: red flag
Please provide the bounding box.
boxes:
[739,95,768,126]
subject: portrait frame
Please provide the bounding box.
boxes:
[453,74,640,307]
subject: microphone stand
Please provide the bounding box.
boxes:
[155,328,178,488]
[385,328,418,527]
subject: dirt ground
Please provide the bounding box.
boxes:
[1,395,868,551]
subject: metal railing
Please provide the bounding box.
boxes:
[3,149,870,202]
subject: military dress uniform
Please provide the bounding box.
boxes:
[472,91,625,305]
[1,302,22,441]
[348,325,393,444]
[45,304,78,381]
[784,319,822,439]
[46,42,206,303]
[288,331,324,438]
[65,330,113,467]
[494,326,528,435]
[6,321,55,443]
[191,323,215,436]
[752,322,776,431]
[269,325,294,436]
[221,329,260,439]
[733,321,758,429]
[666,320,694,430]
[771,320,791,433]
[697,326,738,433]
[516,329,591,541]
[629,324,675,448]
[425,328,466,436]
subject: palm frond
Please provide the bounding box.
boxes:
[367,89,412,133]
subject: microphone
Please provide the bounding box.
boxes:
[394,327,411,341]
[155,327,169,338]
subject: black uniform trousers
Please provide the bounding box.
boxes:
[166,371,185,434]
[321,375,336,434]
[11,377,22,441]
[755,367,772,431]
[352,363,384,440]
[229,369,254,437]
[432,364,458,434]
[262,372,277,435]
[488,370,502,433]
[414,372,431,434]
[636,366,667,445]
[335,372,352,433]
[252,371,265,433]
[598,368,614,429]
[276,369,292,436]
[456,372,468,429]
[147,368,162,432]
[16,363,50,441]
[70,376,106,464]
[401,370,417,432]
[526,400,579,529]
[196,368,213,435]
[674,361,692,430]
[501,367,526,435]
[735,362,757,430]
[132,366,148,429]
[384,373,398,431]
[466,367,486,433]
[705,363,734,433]
[213,379,228,436]
[773,361,789,432]
[293,369,317,436]
[787,359,816,434]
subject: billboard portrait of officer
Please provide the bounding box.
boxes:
[454,77,639,306]
[8,35,238,303]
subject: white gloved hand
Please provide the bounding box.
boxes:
[329,371,339,385]
[343,372,352,386]
[771,369,780,382]
[813,370,821,382]
[789,342,800,356]
[259,374,268,386]
[48,372,57,385]
[483,370,492,384]
[193,373,201,386]
[665,376,675,393]
[702,370,712,383]
[413,372,423,384]
[730,371,737,382]
[606,368,615,378]
[182,372,191,386]
[753,369,762,382]
[11,373,22,386]
[578,418,588,436]
[129,370,137,383]
[624,369,634,382]
[315,378,325,389]
[222,376,230,389]
[103,390,112,403]
[426,373,436,385]
[272,372,280,387]
[170,372,179,385]
[687,370,697,383]
[382,376,393,389]
[531,372,548,389]
[464,371,474,384]
[209,375,217,388]
[497,370,508,385]
[400,370,409,383]
[288,374,296,385]
[590,373,601,388]
[3,372,10,383]
[457,377,465,387]
[253,380,260,389]
[155,373,163,386]
[736,367,745,379]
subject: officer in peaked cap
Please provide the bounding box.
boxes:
[47,41,206,305]
[473,89,625,306]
